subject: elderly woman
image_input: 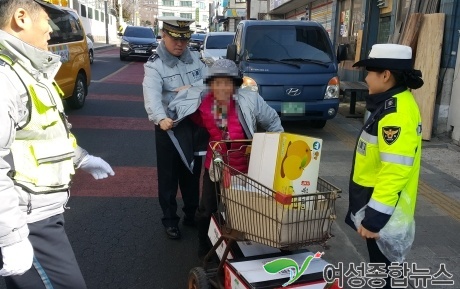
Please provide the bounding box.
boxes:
[169,58,283,258]
[195,59,283,258]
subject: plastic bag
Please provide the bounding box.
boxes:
[209,157,222,182]
[353,194,415,263]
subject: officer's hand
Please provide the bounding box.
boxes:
[79,155,115,180]
[159,118,174,131]
[0,238,34,276]
[357,225,380,240]
[174,85,192,92]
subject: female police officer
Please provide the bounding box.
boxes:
[345,44,423,289]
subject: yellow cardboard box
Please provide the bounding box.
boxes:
[248,132,322,196]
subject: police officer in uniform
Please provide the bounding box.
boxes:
[345,44,424,289]
[143,17,207,239]
[0,0,115,288]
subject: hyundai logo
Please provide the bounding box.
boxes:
[286,88,301,96]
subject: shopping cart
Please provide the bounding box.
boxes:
[188,140,342,289]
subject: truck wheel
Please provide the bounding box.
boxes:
[65,73,87,109]
[310,120,327,129]
[188,267,209,289]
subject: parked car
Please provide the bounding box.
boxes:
[188,33,206,51]
[46,4,91,109]
[226,20,346,128]
[119,26,158,60]
[201,32,235,66]
[86,35,94,64]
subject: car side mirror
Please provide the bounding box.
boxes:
[118,32,123,36]
[156,36,162,40]
[226,44,237,62]
[336,43,348,62]
[200,44,204,50]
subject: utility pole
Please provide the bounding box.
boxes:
[118,0,123,25]
[134,0,138,25]
[105,0,109,44]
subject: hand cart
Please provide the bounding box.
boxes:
[188,140,342,289]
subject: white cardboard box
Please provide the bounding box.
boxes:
[248,132,322,196]
[225,251,330,289]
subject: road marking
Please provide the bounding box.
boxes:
[71,167,158,197]
[68,115,153,131]
[325,120,460,222]
[87,93,144,102]
[96,63,132,83]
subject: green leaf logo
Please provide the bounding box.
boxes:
[263,252,324,287]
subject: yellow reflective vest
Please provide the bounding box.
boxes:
[0,53,76,194]
[345,87,422,233]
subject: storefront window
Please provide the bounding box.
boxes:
[377,16,391,43]
[337,0,363,61]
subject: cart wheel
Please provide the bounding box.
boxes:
[188,267,210,289]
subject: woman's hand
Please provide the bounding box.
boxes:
[357,225,380,239]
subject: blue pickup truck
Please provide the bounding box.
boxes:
[227,20,345,128]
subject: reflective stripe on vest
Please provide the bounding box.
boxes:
[0,53,75,194]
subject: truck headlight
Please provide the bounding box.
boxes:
[324,76,339,99]
[241,76,258,92]
[204,57,215,66]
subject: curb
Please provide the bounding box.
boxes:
[94,44,117,51]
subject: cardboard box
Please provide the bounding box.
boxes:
[223,188,333,247]
[248,132,322,196]
[208,215,281,261]
[224,251,331,289]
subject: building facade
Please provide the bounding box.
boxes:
[156,0,211,33]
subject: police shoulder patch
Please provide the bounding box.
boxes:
[384,97,397,110]
[382,126,401,145]
[148,54,159,62]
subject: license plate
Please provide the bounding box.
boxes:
[134,49,146,53]
[281,102,305,116]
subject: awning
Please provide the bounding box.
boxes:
[225,8,246,17]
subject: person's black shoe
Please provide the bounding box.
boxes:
[182,217,196,227]
[165,226,181,239]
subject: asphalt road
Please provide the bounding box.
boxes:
[3,48,459,289]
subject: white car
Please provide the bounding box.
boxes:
[86,35,94,64]
[200,32,235,66]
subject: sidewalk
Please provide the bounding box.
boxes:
[93,41,118,51]
[318,101,460,289]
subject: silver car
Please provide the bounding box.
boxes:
[200,32,235,66]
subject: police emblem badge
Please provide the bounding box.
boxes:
[177,21,189,28]
[382,126,401,145]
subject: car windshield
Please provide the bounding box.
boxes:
[124,27,155,38]
[205,35,234,49]
[191,34,206,41]
[244,26,333,63]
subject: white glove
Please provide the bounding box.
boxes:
[79,155,115,180]
[0,238,34,276]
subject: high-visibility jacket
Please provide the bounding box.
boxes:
[345,86,422,233]
[0,52,76,195]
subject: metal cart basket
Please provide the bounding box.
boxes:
[188,140,341,289]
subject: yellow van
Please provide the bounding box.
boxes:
[45,4,91,109]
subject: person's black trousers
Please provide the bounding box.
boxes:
[155,127,201,228]
[2,214,87,289]
[367,238,393,289]
[195,170,218,247]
